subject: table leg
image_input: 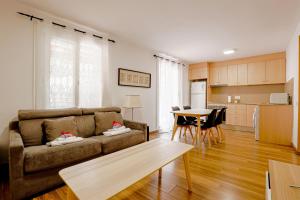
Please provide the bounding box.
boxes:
[171,114,178,140]
[196,116,202,146]
[67,186,78,200]
[158,168,162,178]
[183,153,192,192]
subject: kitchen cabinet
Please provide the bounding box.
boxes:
[200,52,286,87]
[237,64,248,85]
[226,104,247,126]
[235,105,247,126]
[259,105,292,145]
[209,65,228,85]
[226,104,235,125]
[246,105,256,127]
[189,63,208,80]
[226,64,248,86]
[227,65,238,85]
[247,62,266,85]
[247,59,286,85]
[266,59,285,84]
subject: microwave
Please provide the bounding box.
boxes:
[270,93,289,104]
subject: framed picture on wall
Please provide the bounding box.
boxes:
[118,68,151,88]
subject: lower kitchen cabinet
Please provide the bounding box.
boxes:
[226,104,256,127]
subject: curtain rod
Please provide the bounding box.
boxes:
[17,12,43,21]
[153,54,185,66]
[17,12,116,43]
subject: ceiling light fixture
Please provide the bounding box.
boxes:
[223,49,236,55]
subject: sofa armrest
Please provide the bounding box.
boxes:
[9,130,24,179]
[123,120,147,141]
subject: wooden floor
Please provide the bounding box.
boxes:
[1,129,300,200]
[30,128,300,200]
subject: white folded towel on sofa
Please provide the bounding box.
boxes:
[103,126,131,136]
[46,136,83,147]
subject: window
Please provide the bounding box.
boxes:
[49,37,76,108]
[35,23,107,109]
[158,58,183,132]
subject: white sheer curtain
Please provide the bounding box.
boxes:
[34,21,110,109]
[158,58,183,132]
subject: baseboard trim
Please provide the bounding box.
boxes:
[292,143,300,154]
[222,124,254,133]
[149,130,159,134]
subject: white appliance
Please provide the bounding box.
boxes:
[270,93,289,104]
[254,106,260,140]
[191,81,206,109]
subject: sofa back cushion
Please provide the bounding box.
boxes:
[18,108,82,146]
[75,115,95,138]
[18,108,82,120]
[19,119,44,146]
[95,112,123,135]
[44,117,78,141]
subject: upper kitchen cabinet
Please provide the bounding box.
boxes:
[247,61,266,85]
[209,65,228,85]
[227,64,238,86]
[266,59,285,84]
[248,58,286,85]
[189,62,208,80]
[237,64,248,85]
[191,52,286,87]
[223,63,247,86]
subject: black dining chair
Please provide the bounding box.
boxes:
[213,108,226,143]
[171,106,194,142]
[194,109,218,147]
[183,105,205,135]
[183,106,197,123]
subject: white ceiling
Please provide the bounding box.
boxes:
[19,0,300,63]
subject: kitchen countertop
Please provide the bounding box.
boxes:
[208,102,291,106]
[208,102,259,106]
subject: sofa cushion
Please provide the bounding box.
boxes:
[18,108,82,120]
[24,138,102,173]
[82,107,121,115]
[91,129,144,154]
[95,112,123,135]
[75,115,95,138]
[19,119,44,146]
[44,117,78,142]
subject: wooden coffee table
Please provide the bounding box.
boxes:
[59,139,194,200]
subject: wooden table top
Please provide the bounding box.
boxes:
[59,139,194,200]
[171,109,212,116]
[269,160,300,200]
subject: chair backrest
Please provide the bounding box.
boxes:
[204,109,218,128]
[171,106,186,124]
[183,105,197,121]
[183,105,191,110]
[171,106,180,111]
[215,108,226,125]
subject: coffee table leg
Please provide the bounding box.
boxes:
[67,186,78,200]
[183,153,192,192]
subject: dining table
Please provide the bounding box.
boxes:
[170,109,213,145]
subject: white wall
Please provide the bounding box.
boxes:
[0,0,35,164]
[286,21,300,149]
[109,39,158,131]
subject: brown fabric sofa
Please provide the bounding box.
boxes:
[9,107,147,200]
